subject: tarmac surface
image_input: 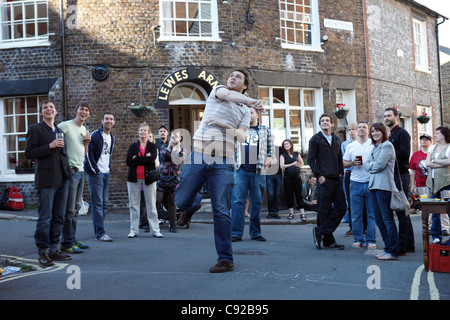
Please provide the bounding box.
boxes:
[1,206,449,304]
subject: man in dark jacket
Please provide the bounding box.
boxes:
[384,107,415,255]
[25,100,72,266]
[308,113,347,250]
[84,112,115,242]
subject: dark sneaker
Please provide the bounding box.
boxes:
[231,236,242,242]
[178,204,202,226]
[273,213,281,219]
[323,242,345,250]
[48,250,72,261]
[209,261,234,273]
[251,236,266,242]
[313,227,322,250]
[38,253,54,267]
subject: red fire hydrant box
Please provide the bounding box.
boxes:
[429,244,450,273]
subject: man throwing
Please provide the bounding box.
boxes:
[176,69,263,273]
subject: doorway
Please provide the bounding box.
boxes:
[168,82,207,136]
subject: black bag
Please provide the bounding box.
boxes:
[158,175,179,189]
[146,170,160,184]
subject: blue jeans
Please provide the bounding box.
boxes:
[62,171,84,248]
[35,178,69,254]
[266,174,282,214]
[430,185,450,242]
[175,152,235,263]
[231,169,266,239]
[369,189,398,257]
[350,181,376,245]
[86,172,111,239]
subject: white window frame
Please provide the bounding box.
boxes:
[259,86,323,155]
[0,95,46,182]
[0,0,49,49]
[278,0,322,52]
[159,0,221,42]
[412,18,430,73]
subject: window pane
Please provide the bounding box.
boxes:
[7,153,17,170]
[303,89,314,106]
[259,87,270,106]
[16,115,26,133]
[289,109,302,152]
[273,88,285,104]
[4,116,14,133]
[304,110,315,153]
[37,3,47,19]
[4,98,14,114]
[188,3,199,18]
[273,109,286,148]
[27,114,38,126]
[200,3,211,19]
[175,2,186,19]
[288,89,300,106]
[25,4,35,19]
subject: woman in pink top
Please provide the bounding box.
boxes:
[126,122,162,238]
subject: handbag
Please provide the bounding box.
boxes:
[390,156,410,212]
[146,169,160,184]
[158,175,179,189]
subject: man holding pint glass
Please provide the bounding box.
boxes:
[25,100,72,266]
[343,121,376,249]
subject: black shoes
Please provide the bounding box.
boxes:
[313,227,322,249]
[323,243,345,250]
[313,227,345,250]
[251,236,266,242]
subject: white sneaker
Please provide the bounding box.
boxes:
[152,232,163,238]
[127,232,138,238]
[98,234,113,242]
[432,238,441,244]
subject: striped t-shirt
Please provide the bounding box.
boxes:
[192,85,251,146]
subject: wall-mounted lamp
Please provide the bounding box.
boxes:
[321,35,328,44]
[151,24,161,45]
[222,0,229,3]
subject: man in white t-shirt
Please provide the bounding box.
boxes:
[175,68,263,273]
[343,121,376,249]
[59,102,91,253]
[84,112,115,242]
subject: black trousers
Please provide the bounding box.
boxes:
[283,174,304,209]
[316,177,347,246]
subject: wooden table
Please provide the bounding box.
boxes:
[420,200,450,271]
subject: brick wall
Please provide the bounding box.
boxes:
[0,0,441,209]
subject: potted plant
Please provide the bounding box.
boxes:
[417,112,431,124]
[14,159,35,174]
[128,103,158,117]
[128,80,159,117]
[334,103,349,119]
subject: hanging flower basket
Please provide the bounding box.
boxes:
[417,113,431,124]
[128,104,157,117]
[334,104,349,119]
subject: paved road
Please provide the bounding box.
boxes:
[0,211,449,303]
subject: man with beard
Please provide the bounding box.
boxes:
[384,107,415,255]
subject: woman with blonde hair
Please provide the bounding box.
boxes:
[126,122,162,238]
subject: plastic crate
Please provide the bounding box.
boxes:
[429,244,450,273]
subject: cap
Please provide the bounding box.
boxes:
[419,134,432,141]
[158,124,169,132]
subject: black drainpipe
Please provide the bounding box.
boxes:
[60,0,68,120]
[436,17,447,123]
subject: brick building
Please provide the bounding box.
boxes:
[0,0,445,209]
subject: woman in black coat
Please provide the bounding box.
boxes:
[126,122,162,238]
